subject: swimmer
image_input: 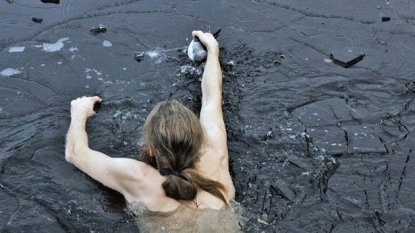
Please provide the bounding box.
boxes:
[65,31,242,232]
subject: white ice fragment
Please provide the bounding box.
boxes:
[85,68,102,78]
[180,65,193,73]
[69,47,78,52]
[103,40,112,47]
[180,65,202,75]
[301,171,310,176]
[41,38,69,52]
[8,46,25,53]
[94,69,102,76]
[147,50,159,58]
[146,48,167,64]
[57,61,62,65]
[1,68,21,76]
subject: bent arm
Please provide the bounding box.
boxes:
[65,97,144,201]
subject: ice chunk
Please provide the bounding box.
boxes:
[1,68,21,76]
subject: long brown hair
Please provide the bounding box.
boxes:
[140,100,228,206]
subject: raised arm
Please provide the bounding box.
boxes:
[192,31,228,166]
[65,96,144,202]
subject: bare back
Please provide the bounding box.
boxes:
[129,142,235,212]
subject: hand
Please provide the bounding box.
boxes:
[192,30,219,55]
[70,96,102,120]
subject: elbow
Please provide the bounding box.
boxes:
[65,143,90,164]
[65,142,79,164]
[65,147,74,164]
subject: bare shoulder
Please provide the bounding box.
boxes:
[198,145,235,200]
[112,157,149,179]
[109,158,156,201]
[125,162,182,211]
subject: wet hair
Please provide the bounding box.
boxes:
[140,100,228,206]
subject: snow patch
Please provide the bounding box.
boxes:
[8,47,25,53]
[103,40,112,47]
[36,38,69,52]
[1,68,21,76]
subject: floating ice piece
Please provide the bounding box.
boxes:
[36,38,69,52]
[330,49,365,68]
[103,40,112,47]
[41,0,59,4]
[1,68,21,76]
[90,24,107,34]
[8,47,25,53]
[32,17,43,23]
[134,52,145,62]
[85,68,103,79]
[381,16,391,22]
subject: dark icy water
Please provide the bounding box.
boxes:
[1,0,415,232]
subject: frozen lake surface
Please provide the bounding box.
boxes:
[0,0,414,232]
